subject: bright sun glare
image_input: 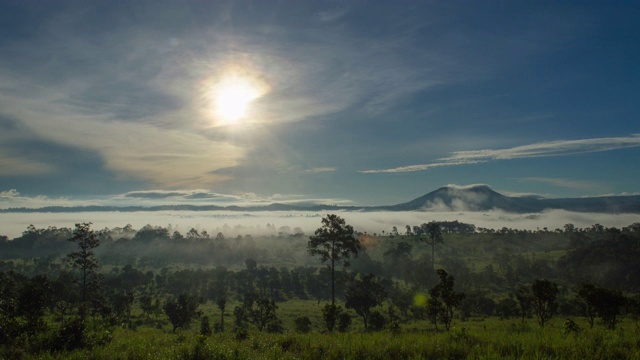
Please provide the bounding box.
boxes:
[201,61,270,127]
[213,77,261,124]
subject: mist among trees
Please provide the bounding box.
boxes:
[1,216,640,357]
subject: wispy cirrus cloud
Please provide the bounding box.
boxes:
[304,167,337,174]
[360,134,640,173]
[516,177,605,192]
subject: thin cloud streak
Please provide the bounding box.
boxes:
[517,177,605,193]
[361,135,640,173]
[304,167,337,174]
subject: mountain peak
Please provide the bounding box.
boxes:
[389,184,507,211]
[437,184,495,193]
[384,184,640,213]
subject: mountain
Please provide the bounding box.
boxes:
[380,185,524,212]
[2,185,640,213]
[382,185,640,213]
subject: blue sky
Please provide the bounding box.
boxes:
[1,1,639,209]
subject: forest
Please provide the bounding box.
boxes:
[1,215,640,359]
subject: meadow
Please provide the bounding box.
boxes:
[19,313,640,360]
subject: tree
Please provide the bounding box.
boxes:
[345,273,387,329]
[67,222,101,315]
[308,214,362,305]
[531,279,558,327]
[240,293,279,332]
[628,293,640,330]
[578,284,626,329]
[426,296,444,331]
[428,269,465,331]
[515,285,532,324]
[414,222,443,277]
[110,290,135,325]
[163,294,199,331]
[496,298,520,319]
[139,294,157,319]
[216,295,227,332]
[577,283,598,328]
[17,274,53,335]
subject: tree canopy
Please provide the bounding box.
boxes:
[308,214,362,305]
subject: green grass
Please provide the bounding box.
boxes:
[19,315,640,360]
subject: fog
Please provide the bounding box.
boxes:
[1,210,638,239]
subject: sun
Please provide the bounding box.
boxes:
[213,77,261,123]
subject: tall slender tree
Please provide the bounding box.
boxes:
[531,279,558,327]
[67,222,101,315]
[413,221,443,277]
[308,214,362,305]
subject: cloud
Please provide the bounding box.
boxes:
[304,167,337,174]
[0,189,20,199]
[0,79,245,188]
[361,134,640,173]
[0,152,55,176]
[0,3,458,190]
[123,191,199,200]
[0,188,353,210]
[0,189,74,209]
[517,177,605,192]
[360,160,484,174]
[317,8,349,23]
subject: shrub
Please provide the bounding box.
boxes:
[199,316,212,336]
[369,310,386,331]
[294,316,312,333]
[337,312,352,333]
[266,319,285,334]
[322,304,342,332]
[48,317,87,352]
[235,326,248,341]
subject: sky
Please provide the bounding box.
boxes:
[1,0,639,210]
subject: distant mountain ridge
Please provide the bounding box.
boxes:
[2,185,640,213]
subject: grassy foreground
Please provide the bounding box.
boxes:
[23,319,640,360]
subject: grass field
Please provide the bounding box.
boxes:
[13,299,640,360]
[23,318,640,360]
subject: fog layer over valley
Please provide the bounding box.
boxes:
[1,210,639,240]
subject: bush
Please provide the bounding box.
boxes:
[295,316,312,333]
[337,312,352,333]
[235,326,248,341]
[563,318,581,334]
[322,304,342,332]
[266,319,285,334]
[199,316,212,336]
[214,322,224,333]
[48,317,87,352]
[369,310,386,331]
